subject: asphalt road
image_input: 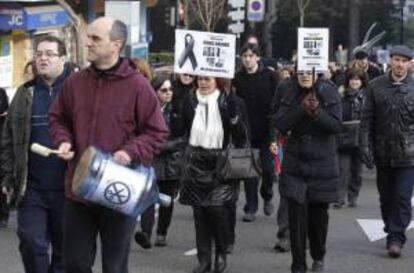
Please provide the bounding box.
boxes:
[1,168,413,273]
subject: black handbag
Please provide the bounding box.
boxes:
[216,125,262,180]
[338,120,360,150]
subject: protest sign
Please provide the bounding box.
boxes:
[174,29,236,79]
[297,28,329,73]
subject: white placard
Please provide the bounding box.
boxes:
[174,29,236,79]
[0,56,13,88]
[297,28,329,73]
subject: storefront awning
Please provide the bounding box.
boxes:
[0,4,69,30]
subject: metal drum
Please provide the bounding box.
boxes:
[72,146,170,218]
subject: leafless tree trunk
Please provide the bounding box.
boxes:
[186,0,227,31]
[297,0,311,27]
[349,0,360,59]
[56,0,85,66]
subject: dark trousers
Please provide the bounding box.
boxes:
[376,166,414,246]
[0,190,9,223]
[17,188,65,273]
[276,196,289,239]
[140,180,178,237]
[63,199,136,273]
[243,141,274,214]
[226,201,237,245]
[338,152,362,202]
[288,199,329,272]
[192,206,229,264]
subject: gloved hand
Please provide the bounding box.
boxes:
[301,92,320,117]
[360,147,374,169]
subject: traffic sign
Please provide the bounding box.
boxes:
[228,0,245,8]
[247,0,265,22]
[228,22,245,34]
[228,9,245,21]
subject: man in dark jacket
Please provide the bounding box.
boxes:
[270,72,342,273]
[1,35,70,273]
[352,49,382,81]
[0,87,8,228]
[49,17,168,273]
[360,45,414,258]
[232,43,277,221]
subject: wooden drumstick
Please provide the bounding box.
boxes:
[30,143,74,158]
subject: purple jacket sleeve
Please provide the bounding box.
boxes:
[121,79,169,165]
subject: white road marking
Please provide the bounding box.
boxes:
[357,219,414,242]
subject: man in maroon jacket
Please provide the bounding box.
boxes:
[49,17,168,273]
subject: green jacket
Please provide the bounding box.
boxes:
[1,81,34,205]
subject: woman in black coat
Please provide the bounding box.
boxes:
[271,72,342,273]
[179,76,248,273]
[135,73,185,248]
[335,68,368,208]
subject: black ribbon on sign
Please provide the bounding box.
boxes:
[178,34,198,70]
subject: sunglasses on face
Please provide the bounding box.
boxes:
[159,87,173,93]
[182,74,194,78]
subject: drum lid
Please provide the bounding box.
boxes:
[72,146,97,192]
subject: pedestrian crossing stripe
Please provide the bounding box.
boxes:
[357,219,414,242]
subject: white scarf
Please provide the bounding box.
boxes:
[189,89,224,149]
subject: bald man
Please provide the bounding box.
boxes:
[49,17,168,273]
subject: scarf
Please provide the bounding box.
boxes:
[189,89,223,149]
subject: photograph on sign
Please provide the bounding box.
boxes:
[174,29,236,79]
[297,28,329,73]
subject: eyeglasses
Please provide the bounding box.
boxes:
[34,51,61,58]
[182,74,194,78]
[159,87,173,93]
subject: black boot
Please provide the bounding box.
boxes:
[214,254,226,273]
[192,262,211,273]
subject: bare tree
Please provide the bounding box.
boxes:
[186,0,227,31]
[56,0,85,66]
[297,0,311,27]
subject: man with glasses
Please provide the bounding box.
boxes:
[270,70,342,273]
[1,35,70,273]
[360,45,414,258]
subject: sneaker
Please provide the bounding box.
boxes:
[226,244,234,254]
[387,243,402,258]
[273,238,291,252]
[311,260,324,272]
[332,201,345,209]
[242,213,256,222]
[134,232,152,249]
[348,199,357,208]
[154,235,167,247]
[263,200,275,216]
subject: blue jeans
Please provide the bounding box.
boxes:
[243,141,274,214]
[17,188,65,273]
[377,166,414,246]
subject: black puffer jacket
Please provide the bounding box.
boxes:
[270,78,342,204]
[360,73,414,167]
[178,90,249,207]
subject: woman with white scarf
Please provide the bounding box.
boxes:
[178,76,249,273]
